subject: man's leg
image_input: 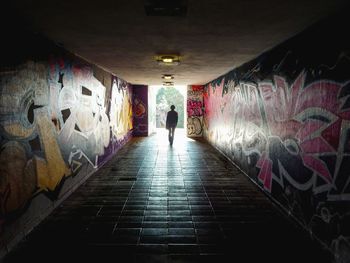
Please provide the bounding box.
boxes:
[172,127,175,143]
[170,127,175,145]
[168,128,172,143]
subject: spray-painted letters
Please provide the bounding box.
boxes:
[187,85,204,137]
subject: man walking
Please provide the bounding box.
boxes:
[166,105,178,146]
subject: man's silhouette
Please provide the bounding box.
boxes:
[166,105,178,146]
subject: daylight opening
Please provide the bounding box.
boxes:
[148,85,187,135]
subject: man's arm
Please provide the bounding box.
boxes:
[166,112,170,129]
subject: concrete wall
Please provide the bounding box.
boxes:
[0,32,133,255]
[202,14,350,261]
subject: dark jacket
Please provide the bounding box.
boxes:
[166,110,178,129]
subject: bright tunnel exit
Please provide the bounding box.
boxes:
[148,85,187,136]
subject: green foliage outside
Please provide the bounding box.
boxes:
[156,87,184,128]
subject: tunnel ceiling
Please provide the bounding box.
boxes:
[7,0,348,85]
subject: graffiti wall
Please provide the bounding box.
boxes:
[0,37,132,253]
[107,76,133,153]
[203,14,350,260]
[187,85,204,137]
[132,85,148,136]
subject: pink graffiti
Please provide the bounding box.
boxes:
[72,64,92,79]
[257,153,273,190]
[192,85,204,92]
[203,79,232,130]
[187,99,203,117]
[257,72,350,191]
[204,78,264,138]
[134,98,146,118]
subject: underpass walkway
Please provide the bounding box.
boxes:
[4,129,332,262]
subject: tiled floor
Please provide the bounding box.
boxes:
[4,130,333,262]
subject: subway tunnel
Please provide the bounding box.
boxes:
[1,1,350,262]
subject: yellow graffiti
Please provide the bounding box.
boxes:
[35,108,70,191]
[124,97,133,131]
[117,95,132,135]
[0,141,36,214]
[110,87,133,138]
[3,122,36,138]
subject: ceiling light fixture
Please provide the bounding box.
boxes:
[163,81,174,86]
[156,55,180,65]
[162,57,173,63]
[162,74,174,80]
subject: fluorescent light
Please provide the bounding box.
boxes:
[156,55,180,65]
[162,57,173,63]
[163,82,174,86]
[162,74,174,80]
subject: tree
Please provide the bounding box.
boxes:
[156,87,184,128]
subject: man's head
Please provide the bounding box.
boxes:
[170,105,175,110]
